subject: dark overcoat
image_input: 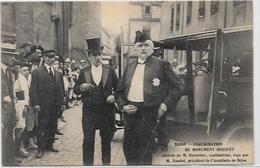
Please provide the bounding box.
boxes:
[29,65,65,115]
[116,56,184,111]
[73,65,119,128]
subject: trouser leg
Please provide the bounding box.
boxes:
[123,104,157,165]
[123,114,139,165]
[37,116,49,151]
[47,116,58,148]
[14,128,22,155]
[2,122,15,166]
[100,127,113,165]
[82,116,96,166]
[46,104,58,148]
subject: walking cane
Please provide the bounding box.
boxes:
[140,119,160,163]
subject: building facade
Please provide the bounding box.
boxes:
[1,2,56,51]
[70,2,101,62]
[160,1,253,65]
[1,2,101,61]
[121,2,162,55]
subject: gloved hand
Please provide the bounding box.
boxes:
[123,104,138,115]
[33,105,41,113]
[106,95,115,104]
[80,83,94,92]
[157,103,167,119]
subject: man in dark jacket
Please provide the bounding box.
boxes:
[29,50,66,158]
[74,38,118,165]
[116,33,184,165]
[1,51,17,166]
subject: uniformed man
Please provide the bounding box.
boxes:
[74,38,118,165]
[116,33,184,165]
[30,50,66,158]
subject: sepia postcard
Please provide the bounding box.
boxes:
[1,1,257,167]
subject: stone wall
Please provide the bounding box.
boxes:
[1,2,56,50]
[2,2,102,60]
[69,2,101,61]
[32,2,56,50]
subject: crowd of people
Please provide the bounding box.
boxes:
[2,32,184,166]
[1,43,86,165]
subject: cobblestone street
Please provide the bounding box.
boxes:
[20,104,181,166]
[21,105,126,166]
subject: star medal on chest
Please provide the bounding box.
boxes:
[152,77,160,87]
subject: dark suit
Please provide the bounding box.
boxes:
[74,65,118,165]
[1,67,16,166]
[29,65,65,151]
[116,56,184,165]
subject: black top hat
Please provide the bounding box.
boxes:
[134,31,151,44]
[85,38,103,56]
[42,50,57,58]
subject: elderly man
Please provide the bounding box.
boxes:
[116,33,184,165]
[74,38,118,165]
[30,50,66,158]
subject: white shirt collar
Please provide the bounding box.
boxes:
[91,63,102,69]
[91,63,102,86]
[137,58,146,64]
[45,63,54,73]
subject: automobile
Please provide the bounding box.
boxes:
[161,26,253,145]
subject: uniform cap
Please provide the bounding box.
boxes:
[42,50,56,58]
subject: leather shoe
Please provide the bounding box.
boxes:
[36,150,44,158]
[46,147,59,152]
[56,130,63,135]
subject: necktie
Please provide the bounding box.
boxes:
[49,67,54,78]
[137,61,146,65]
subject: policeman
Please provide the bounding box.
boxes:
[30,50,66,158]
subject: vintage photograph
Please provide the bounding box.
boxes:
[1,1,254,166]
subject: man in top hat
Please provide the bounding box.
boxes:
[116,33,184,165]
[29,50,66,158]
[74,38,119,165]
